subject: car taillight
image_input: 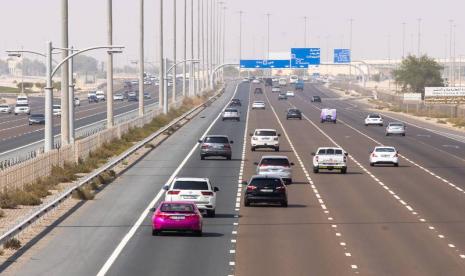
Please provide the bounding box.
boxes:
[343,156,347,162]
[371,153,377,157]
[276,186,286,192]
[167,190,180,195]
[201,191,214,196]
[247,185,257,191]
[201,145,209,149]
[157,213,170,219]
[252,137,258,140]
[223,144,231,149]
[274,137,279,141]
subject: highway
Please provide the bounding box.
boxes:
[3,81,465,275]
[0,83,182,154]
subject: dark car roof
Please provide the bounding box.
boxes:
[30,114,45,117]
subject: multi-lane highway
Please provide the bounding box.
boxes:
[0,83,184,155]
[3,80,465,275]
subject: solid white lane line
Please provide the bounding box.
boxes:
[96,84,240,276]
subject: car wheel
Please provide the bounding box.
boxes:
[222,118,225,121]
[226,155,232,160]
[237,118,240,122]
[402,133,406,136]
[275,147,280,152]
[320,120,324,123]
[370,162,374,167]
[201,155,205,160]
[244,199,250,207]
[281,200,288,207]
[251,147,255,151]
[333,120,337,124]
[299,117,302,120]
[394,163,399,167]
[341,168,347,174]
[365,124,368,126]
[313,167,319,173]
[379,124,383,127]
[386,133,390,136]
[195,230,203,237]
[15,113,17,115]
[152,229,159,236]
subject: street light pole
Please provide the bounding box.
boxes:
[238,10,243,78]
[266,13,270,60]
[201,0,206,90]
[210,0,214,89]
[107,0,115,127]
[417,18,421,56]
[348,18,354,92]
[304,16,307,47]
[197,0,201,93]
[45,41,54,152]
[139,0,145,116]
[402,22,406,59]
[172,0,177,103]
[159,0,165,112]
[68,46,75,144]
[183,0,187,97]
[222,6,226,82]
[190,0,195,96]
[61,0,70,145]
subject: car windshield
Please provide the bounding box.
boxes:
[204,136,229,143]
[390,123,404,127]
[53,105,60,109]
[317,149,343,155]
[313,96,320,99]
[254,101,264,104]
[260,158,290,166]
[249,178,283,188]
[16,104,28,107]
[368,114,381,118]
[288,109,299,113]
[172,180,209,190]
[160,203,195,213]
[30,114,44,118]
[225,108,238,113]
[0,105,8,108]
[375,148,395,152]
[255,130,276,136]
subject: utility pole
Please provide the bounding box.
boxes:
[209,0,213,88]
[182,0,187,96]
[238,11,243,78]
[190,0,194,96]
[417,18,421,56]
[68,46,75,143]
[159,0,165,112]
[449,20,453,86]
[266,13,271,60]
[222,6,226,82]
[172,0,177,102]
[106,0,114,128]
[402,22,406,59]
[304,16,307,47]
[206,0,210,89]
[348,18,354,91]
[139,0,145,116]
[45,41,54,151]
[61,0,70,145]
[197,0,201,93]
[201,0,206,90]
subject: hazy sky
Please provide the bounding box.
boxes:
[0,0,464,67]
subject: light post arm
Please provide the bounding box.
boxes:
[166,59,200,76]
[51,45,124,78]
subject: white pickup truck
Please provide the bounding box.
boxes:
[312,147,348,174]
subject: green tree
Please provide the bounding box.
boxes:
[393,55,444,94]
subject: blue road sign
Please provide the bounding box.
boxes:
[290,48,321,68]
[240,59,290,69]
[334,49,351,63]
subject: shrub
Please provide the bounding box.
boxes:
[4,238,21,250]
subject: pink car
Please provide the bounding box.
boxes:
[152,201,203,236]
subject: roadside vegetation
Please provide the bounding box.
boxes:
[0,94,212,209]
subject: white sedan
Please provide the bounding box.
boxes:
[113,93,125,101]
[286,91,295,97]
[164,177,219,217]
[365,114,383,126]
[252,79,261,84]
[369,146,399,167]
[252,100,266,109]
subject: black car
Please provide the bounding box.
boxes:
[243,176,288,207]
[286,108,302,120]
[265,78,273,86]
[254,88,263,94]
[278,93,287,100]
[128,95,139,102]
[311,95,321,102]
[229,99,242,107]
[88,95,99,103]
[29,114,45,125]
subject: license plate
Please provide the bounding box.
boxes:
[381,155,390,157]
[183,195,197,199]
[171,216,185,220]
[260,189,273,193]
[213,145,223,149]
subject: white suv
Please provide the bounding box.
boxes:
[16,95,29,105]
[14,103,30,115]
[255,155,294,184]
[250,129,280,151]
[53,105,61,116]
[164,177,219,217]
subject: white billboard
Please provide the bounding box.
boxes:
[403,93,422,102]
[424,87,465,104]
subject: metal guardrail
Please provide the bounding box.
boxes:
[0,101,159,170]
[0,88,224,247]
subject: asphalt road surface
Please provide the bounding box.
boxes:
[3,81,465,276]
